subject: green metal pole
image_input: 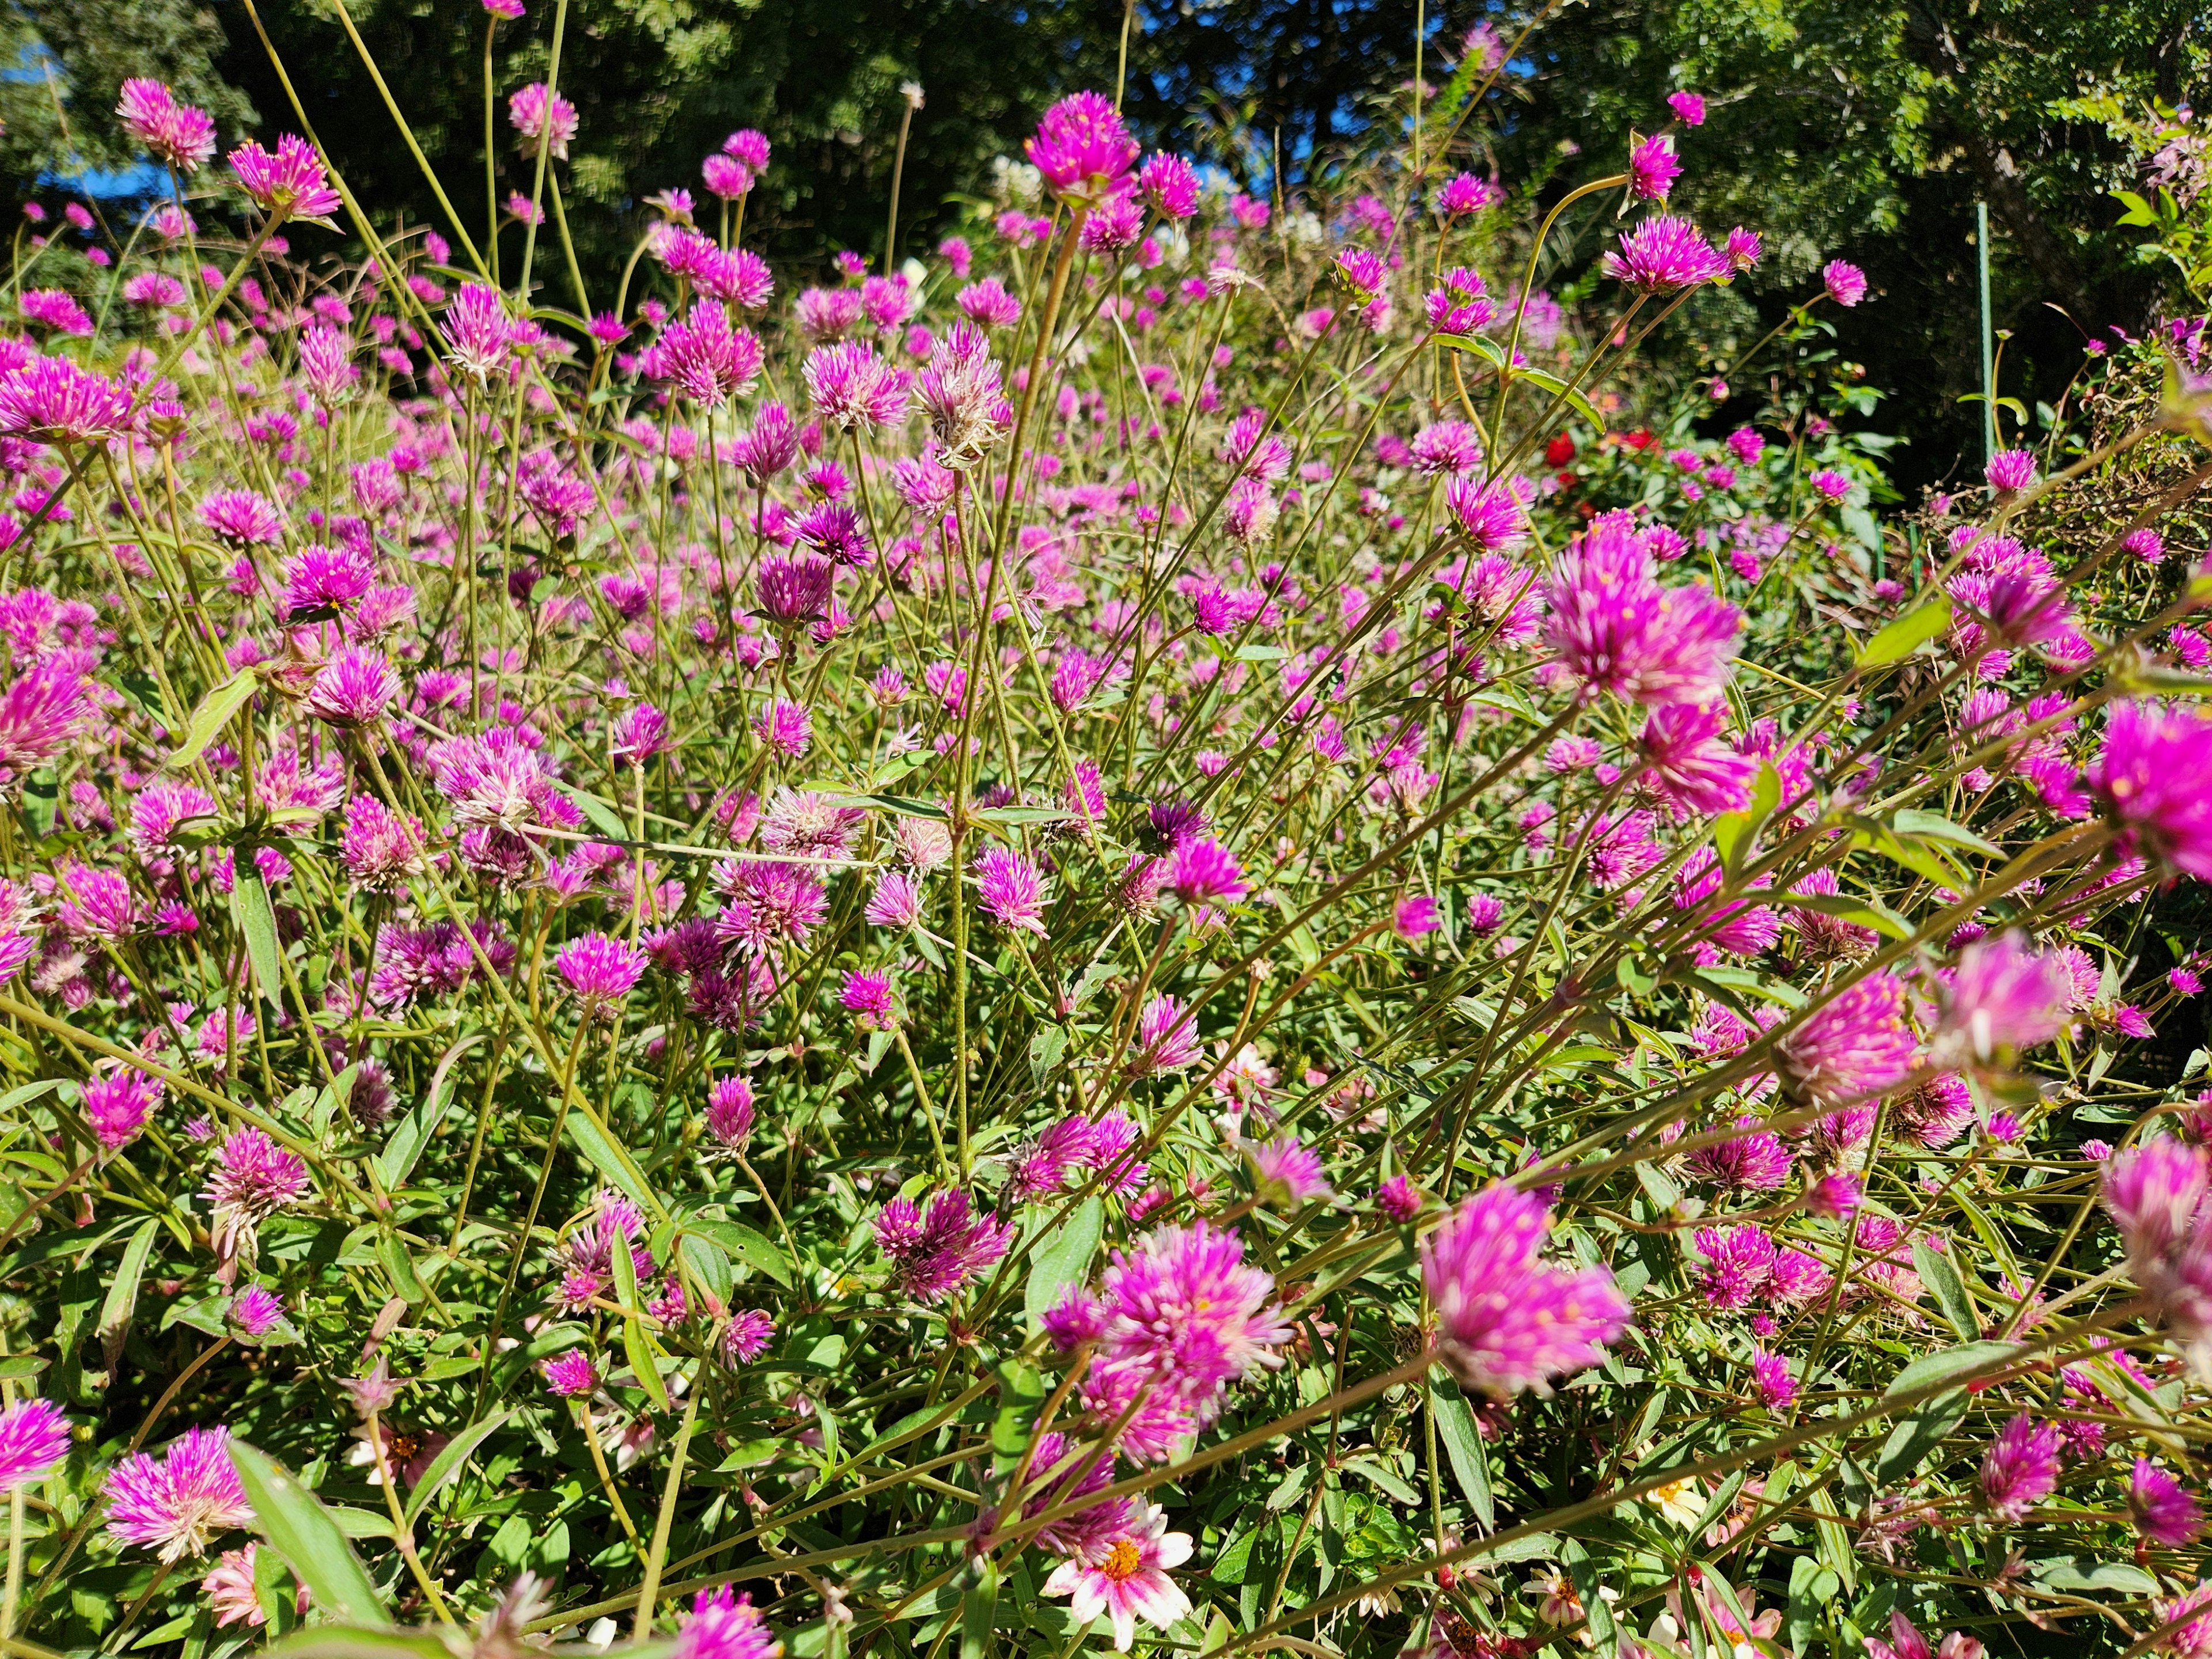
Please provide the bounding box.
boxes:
[1977,200,1995,461]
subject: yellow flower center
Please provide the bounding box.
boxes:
[1099,1540,1144,1581]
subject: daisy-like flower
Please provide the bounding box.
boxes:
[1041,1499,1194,1652]
[1423,1184,1632,1396]
[0,1398,70,1493]
[103,1427,255,1562]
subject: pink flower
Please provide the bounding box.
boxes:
[1601,214,1728,291]
[1393,893,1441,938]
[874,1190,1012,1303]
[21,289,92,336]
[103,1427,254,1561]
[206,1127,308,1221]
[1667,90,1707,126]
[975,847,1048,934]
[1040,1500,1194,1651]
[541,1350,598,1397]
[2132,1457,2204,1546]
[1128,994,1199,1074]
[1466,893,1505,934]
[0,357,133,445]
[1683,1116,1793,1192]
[116,79,218,172]
[723,1309,775,1364]
[200,1544,270,1627]
[1775,972,1917,1107]
[754,552,835,626]
[1984,448,2036,493]
[85,1069,162,1152]
[1422,1184,1631,1397]
[1445,476,1527,551]
[1979,1412,2058,1520]
[700,153,752,199]
[705,1075,755,1147]
[840,968,898,1030]
[724,129,770,172]
[1374,1174,1421,1222]
[305,646,398,726]
[1248,1136,1330,1203]
[1026,90,1139,204]
[1169,836,1243,905]
[0,1399,70,1494]
[803,339,912,433]
[1138,152,1200,218]
[1437,172,1499,217]
[1546,517,1741,706]
[1931,930,2071,1067]
[507,82,578,157]
[555,932,647,1015]
[1627,132,1681,200]
[228,1286,286,1339]
[228,134,342,222]
[657,303,765,404]
[440,283,514,381]
[673,1585,779,1659]
[1821,259,1869,307]
[1692,1222,1779,1309]
[1639,702,1756,816]
[2089,701,2212,879]
[0,662,91,779]
[752,698,812,758]
[1751,1347,1794,1409]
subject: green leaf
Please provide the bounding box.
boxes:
[228,1441,392,1627]
[1023,1197,1103,1334]
[2030,1555,2160,1594]
[1433,331,1509,369]
[1511,365,1604,427]
[692,1219,791,1287]
[563,1103,657,1217]
[1714,762,1782,874]
[375,1233,428,1305]
[677,1231,733,1309]
[169,669,258,768]
[1785,1555,1839,1657]
[372,1032,483,1189]
[1855,596,1952,668]
[1562,1539,1619,1659]
[95,1218,160,1375]
[1785,891,1914,940]
[960,1556,999,1659]
[609,1212,672,1412]
[230,872,284,1008]
[263,1631,457,1659]
[1912,1240,1978,1342]
[556,782,632,839]
[1890,808,2003,857]
[1885,1340,2019,1397]
[1027,1025,1067,1093]
[1429,1373,1494,1530]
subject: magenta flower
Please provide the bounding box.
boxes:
[555,931,647,1016]
[754,552,835,626]
[866,869,924,931]
[803,339,912,433]
[21,289,91,336]
[116,79,218,172]
[0,357,133,445]
[1138,152,1200,219]
[1025,90,1139,204]
[1393,894,1441,939]
[228,134,342,222]
[705,1075,755,1148]
[1601,214,1728,291]
[1169,836,1244,905]
[674,1585,780,1659]
[1751,1348,1795,1410]
[0,1399,70,1494]
[975,846,1048,935]
[840,968,899,1031]
[305,646,398,727]
[1683,1116,1793,1192]
[1984,448,2036,493]
[85,1068,162,1153]
[206,1127,308,1222]
[1692,1222,1779,1309]
[103,1427,254,1561]
[440,283,514,382]
[507,82,578,157]
[1545,518,1743,706]
[1639,702,1756,817]
[723,1309,775,1365]
[1627,132,1681,201]
[2131,1457,2205,1546]
[1979,1412,2058,1520]
[657,303,765,404]
[1040,1499,1194,1649]
[724,128,770,172]
[1775,972,1917,1107]
[541,1350,599,1397]
[701,153,752,199]
[228,1286,286,1339]
[1931,931,2071,1067]
[2089,701,2212,879]
[1374,1175,1421,1222]
[1821,260,1869,307]
[1667,90,1707,126]
[1422,1184,1631,1397]
[1248,1136,1330,1203]
[752,698,812,759]
[874,1189,1012,1303]
[0,662,91,781]
[1445,476,1527,551]
[1128,994,1200,1075]
[1466,893,1505,934]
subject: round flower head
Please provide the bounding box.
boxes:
[1026,90,1139,204]
[507,82,578,158]
[1821,260,1869,308]
[117,80,219,172]
[542,1350,599,1397]
[673,1585,779,1659]
[723,1309,775,1364]
[0,1399,70,1494]
[1627,132,1681,201]
[1980,1412,2059,1520]
[1601,215,1727,292]
[103,1427,255,1562]
[1775,972,1916,1107]
[1667,90,1707,126]
[2089,700,2212,878]
[1545,517,1743,706]
[1421,1184,1631,1397]
[228,134,342,222]
[206,1127,309,1221]
[555,931,647,1016]
[705,1074,755,1147]
[1930,930,2071,1069]
[975,846,1048,935]
[2131,1457,2205,1547]
[1248,1135,1331,1204]
[1138,152,1199,219]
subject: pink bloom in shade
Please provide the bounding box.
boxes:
[2089,702,2212,878]
[1668,90,1707,126]
[1422,1185,1632,1397]
[0,1399,70,1493]
[1128,994,1200,1075]
[1627,132,1681,200]
[84,1069,162,1152]
[975,847,1048,935]
[874,1190,1012,1304]
[1437,172,1500,216]
[1865,1612,1942,1659]
[228,1286,285,1339]
[1774,972,1918,1107]
[2133,1457,2205,1546]
[700,153,752,199]
[2126,527,2167,563]
[1601,214,1728,291]
[1026,90,1139,204]
[1750,1347,1794,1409]
[0,356,133,445]
[1445,475,1528,551]
[724,128,770,171]
[0,662,90,780]
[507,82,578,157]
[555,931,647,1015]
[103,1428,254,1562]
[305,646,399,726]
[1392,894,1441,940]
[840,968,898,1030]
[752,698,812,759]
[1370,1175,1423,1223]
[1809,467,1851,502]
[705,1075,755,1148]
[483,0,525,15]
[1806,1171,1863,1219]
[1168,836,1243,904]
[1465,893,1505,935]
[673,1586,779,1659]
[1931,930,2071,1067]
[1683,1116,1793,1192]
[802,339,912,433]
[1693,1223,1779,1309]
[2156,1584,2212,1659]
[116,80,219,172]
[1248,1137,1330,1204]
[1545,518,1743,706]
[1721,225,1762,272]
[1985,447,2036,493]
[1041,1499,1194,1652]
[1639,702,1757,816]
[1138,151,1200,218]
[1821,259,1869,307]
[722,1309,775,1365]
[206,1127,309,1221]
[1980,1412,2059,1520]
[227,134,342,221]
[541,1350,599,1397]
[1425,266,1493,335]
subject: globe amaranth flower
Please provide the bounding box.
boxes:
[874,1189,1012,1303]
[1985,448,2036,493]
[840,968,899,1030]
[103,1427,255,1562]
[555,931,646,1016]
[1437,171,1501,217]
[1026,91,1139,205]
[1545,516,1743,706]
[1929,930,2071,1070]
[1425,266,1493,335]
[116,79,218,172]
[1821,260,1869,308]
[85,1067,162,1153]
[305,645,398,726]
[1979,1412,2059,1520]
[1248,1135,1330,1204]
[1667,90,1707,126]
[206,1126,309,1221]
[657,303,765,405]
[1601,215,1728,292]
[2132,1457,2205,1547]
[1041,1499,1194,1653]
[722,1309,775,1365]
[2089,700,2212,878]
[673,1585,780,1659]
[507,82,578,158]
[228,134,342,222]
[1421,1183,1631,1397]
[1638,702,1756,817]
[0,1398,70,1493]
[1138,152,1199,219]
[975,846,1048,934]
[1128,993,1199,1075]
[804,339,912,433]
[1774,971,1917,1107]
[0,357,134,446]
[541,1350,599,1397]
[1627,132,1681,201]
